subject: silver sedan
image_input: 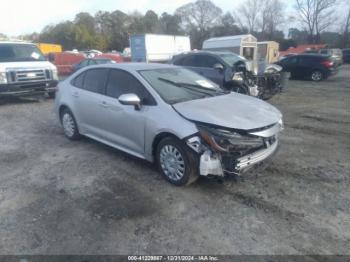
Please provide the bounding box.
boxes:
[55,63,283,186]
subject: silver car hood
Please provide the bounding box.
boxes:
[173,93,282,130]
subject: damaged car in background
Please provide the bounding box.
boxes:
[55,63,283,186]
[171,51,288,100]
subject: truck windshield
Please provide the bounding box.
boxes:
[139,68,226,104]
[0,44,46,62]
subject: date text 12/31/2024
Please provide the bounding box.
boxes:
[128,256,220,261]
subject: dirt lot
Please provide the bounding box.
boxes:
[0,65,349,255]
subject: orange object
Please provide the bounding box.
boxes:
[49,52,86,75]
[37,43,62,55]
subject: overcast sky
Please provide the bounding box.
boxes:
[1,0,295,36]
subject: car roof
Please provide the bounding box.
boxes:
[89,62,177,71]
[296,53,328,58]
[92,58,112,60]
[178,50,236,56]
[0,41,36,46]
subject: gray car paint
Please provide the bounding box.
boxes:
[55,63,282,163]
[173,92,282,130]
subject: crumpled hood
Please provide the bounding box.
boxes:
[173,93,282,130]
[0,61,56,71]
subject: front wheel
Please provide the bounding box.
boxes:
[310,70,324,81]
[156,137,199,186]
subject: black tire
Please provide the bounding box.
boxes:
[156,137,199,186]
[60,108,81,140]
[310,70,324,81]
[48,92,56,99]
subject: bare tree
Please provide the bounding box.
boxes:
[295,0,337,43]
[341,1,350,47]
[259,0,285,40]
[236,0,260,33]
[175,0,222,48]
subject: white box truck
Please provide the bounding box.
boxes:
[202,34,258,62]
[130,34,191,62]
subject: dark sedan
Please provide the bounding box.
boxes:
[170,51,286,100]
[276,54,337,81]
[72,58,115,73]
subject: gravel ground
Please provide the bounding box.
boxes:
[0,65,349,255]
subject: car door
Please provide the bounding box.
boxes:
[99,69,155,155]
[181,54,224,86]
[71,68,109,138]
[281,56,300,78]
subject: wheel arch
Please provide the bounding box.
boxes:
[58,104,71,121]
[152,132,180,158]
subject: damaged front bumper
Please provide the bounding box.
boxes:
[197,140,279,177]
[187,122,282,177]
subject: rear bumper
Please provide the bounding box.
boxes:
[0,80,58,97]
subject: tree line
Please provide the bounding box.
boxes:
[2,0,350,51]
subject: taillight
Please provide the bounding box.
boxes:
[321,60,333,68]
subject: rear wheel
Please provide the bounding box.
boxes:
[60,108,81,140]
[310,70,324,81]
[156,137,199,186]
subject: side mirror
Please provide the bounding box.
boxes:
[118,93,141,110]
[213,63,224,72]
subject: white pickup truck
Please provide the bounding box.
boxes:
[0,41,59,98]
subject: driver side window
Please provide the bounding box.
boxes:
[106,69,156,106]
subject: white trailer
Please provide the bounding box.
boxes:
[202,34,258,62]
[130,34,191,63]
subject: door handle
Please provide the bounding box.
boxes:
[99,101,109,108]
[72,91,79,98]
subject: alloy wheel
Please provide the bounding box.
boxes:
[159,145,185,182]
[62,113,75,138]
[311,71,323,81]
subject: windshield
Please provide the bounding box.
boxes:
[218,53,244,66]
[0,44,46,62]
[139,67,226,104]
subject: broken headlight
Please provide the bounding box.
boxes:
[232,72,244,82]
[197,125,264,152]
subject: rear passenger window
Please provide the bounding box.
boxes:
[83,69,108,94]
[194,55,220,68]
[173,57,186,66]
[72,72,85,88]
[288,57,298,64]
[80,60,89,67]
[106,69,155,105]
[181,56,196,66]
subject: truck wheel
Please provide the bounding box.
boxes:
[60,108,81,140]
[311,70,323,81]
[156,137,199,186]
